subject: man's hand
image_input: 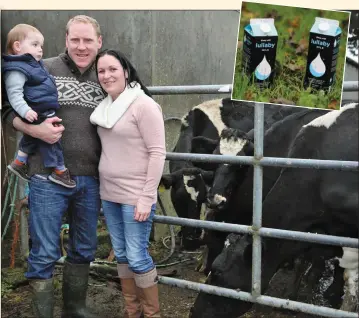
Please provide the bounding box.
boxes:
[25,109,38,122]
[40,117,65,143]
[13,116,65,144]
[134,205,151,222]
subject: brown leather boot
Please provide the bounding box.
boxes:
[137,284,161,318]
[121,278,143,318]
[118,264,143,318]
[134,268,160,318]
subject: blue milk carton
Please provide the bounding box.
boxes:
[304,17,342,91]
[242,18,278,88]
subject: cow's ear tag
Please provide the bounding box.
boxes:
[158,184,166,193]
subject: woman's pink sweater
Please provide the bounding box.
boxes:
[97,94,166,211]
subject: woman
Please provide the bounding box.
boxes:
[90,49,166,318]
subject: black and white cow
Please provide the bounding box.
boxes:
[195,108,330,274]
[161,98,302,249]
[190,103,359,317]
[160,97,252,249]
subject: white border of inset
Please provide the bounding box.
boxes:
[230,0,352,110]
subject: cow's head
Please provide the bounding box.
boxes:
[206,128,254,211]
[191,231,347,318]
[160,167,214,250]
[160,167,214,193]
[190,233,255,317]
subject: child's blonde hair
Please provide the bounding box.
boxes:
[6,24,42,55]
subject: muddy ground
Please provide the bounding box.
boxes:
[1,218,342,318]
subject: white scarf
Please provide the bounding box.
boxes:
[90,82,145,129]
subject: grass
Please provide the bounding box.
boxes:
[232,2,350,110]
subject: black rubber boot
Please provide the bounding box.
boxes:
[61,261,97,318]
[29,278,54,318]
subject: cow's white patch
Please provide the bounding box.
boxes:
[193,99,227,135]
[213,194,227,205]
[343,268,359,298]
[304,103,357,129]
[338,247,359,308]
[338,247,358,271]
[313,258,335,307]
[224,238,230,248]
[181,114,189,127]
[183,175,199,202]
[219,137,247,156]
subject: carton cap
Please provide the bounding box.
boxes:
[318,22,330,32]
[311,17,341,36]
[248,18,278,36]
[260,23,271,34]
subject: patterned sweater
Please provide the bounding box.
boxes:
[3,52,105,177]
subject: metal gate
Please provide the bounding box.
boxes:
[150,83,359,318]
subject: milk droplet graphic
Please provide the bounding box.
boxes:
[255,55,271,80]
[309,53,326,78]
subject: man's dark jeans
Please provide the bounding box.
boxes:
[26,175,100,279]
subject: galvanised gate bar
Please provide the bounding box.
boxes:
[15,83,359,318]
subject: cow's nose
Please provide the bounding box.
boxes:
[207,200,217,209]
[211,193,227,205]
[207,196,226,210]
[216,200,226,210]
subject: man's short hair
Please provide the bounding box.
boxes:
[66,15,101,37]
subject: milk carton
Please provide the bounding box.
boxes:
[304,17,342,91]
[242,18,278,88]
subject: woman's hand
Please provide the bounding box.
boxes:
[134,205,151,222]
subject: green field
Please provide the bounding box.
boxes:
[232,3,350,110]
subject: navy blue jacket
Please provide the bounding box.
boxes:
[2,53,60,113]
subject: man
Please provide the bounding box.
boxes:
[4,15,104,318]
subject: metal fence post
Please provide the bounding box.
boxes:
[252,102,264,297]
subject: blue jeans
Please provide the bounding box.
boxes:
[102,200,156,274]
[26,175,100,280]
[20,135,65,168]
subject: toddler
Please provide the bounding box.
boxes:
[2,24,76,188]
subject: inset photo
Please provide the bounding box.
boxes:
[232,1,351,110]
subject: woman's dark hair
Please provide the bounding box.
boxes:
[95,49,152,98]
